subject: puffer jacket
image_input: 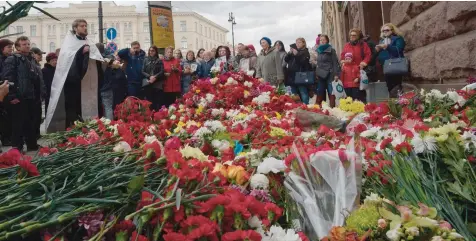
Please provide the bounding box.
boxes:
[198,59,215,78]
[181,59,199,94]
[256,47,285,86]
[2,53,45,101]
[142,56,164,89]
[316,45,341,79]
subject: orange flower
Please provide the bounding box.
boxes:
[235,169,250,185]
[227,165,244,179]
[330,226,346,241]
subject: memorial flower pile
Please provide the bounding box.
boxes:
[0,71,475,241]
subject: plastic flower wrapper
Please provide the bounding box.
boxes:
[284,140,362,240]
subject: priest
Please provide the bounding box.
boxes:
[45,19,104,132]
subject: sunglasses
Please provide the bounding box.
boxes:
[382,29,391,32]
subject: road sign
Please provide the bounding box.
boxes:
[106,28,117,40]
[106,42,118,53]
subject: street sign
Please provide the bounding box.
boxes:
[106,28,117,40]
[106,42,118,53]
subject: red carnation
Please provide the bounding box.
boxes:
[221,230,262,241]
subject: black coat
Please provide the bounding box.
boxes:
[2,53,45,101]
[104,67,128,109]
[284,48,312,84]
[141,56,164,89]
[316,45,341,78]
[64,45,89,117]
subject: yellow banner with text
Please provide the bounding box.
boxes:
[150,7,175,48]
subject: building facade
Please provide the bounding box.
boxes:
[321,1,476,85]
[1,2,228,55]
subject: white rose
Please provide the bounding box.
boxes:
[386,229,403,241]
[250,174,269,190]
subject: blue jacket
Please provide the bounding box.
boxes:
[198,59,215,78]
[118,48,146,83]
[377,35,405,65]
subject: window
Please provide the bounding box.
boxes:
[180,21,186,32]
[126,39,131,48]
[52,25,56,34]
[30,25,36,36]
[60,24,64,34]
[91,24,95,34]
[200,25,202,34]
[196,38,198,49]
[49,42,56,52]
[16,26,23,34]
[128,22,132,31]
[195,22,197,31]
[144,38,150,50]
[181,37,188,49]
[206,41,208,49]
[4,27,9,34]
[204,27,207,37]
[213,30,215,40]
[201,40,203,48]
[208,28,211,38]
[143,22,149,32]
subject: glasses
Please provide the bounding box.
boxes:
[382,29,391,32]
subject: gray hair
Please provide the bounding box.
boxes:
[71,19,87,34]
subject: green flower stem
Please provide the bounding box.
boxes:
[0,201,51,232]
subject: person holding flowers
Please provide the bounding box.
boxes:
[162,46,182,108]
[215,45,234,73]
[256,37,284,87]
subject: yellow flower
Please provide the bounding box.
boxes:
[180,145,209,162]
[213,163,228,177]
[226,165,244,179]
[195,89,201,93]
[270,126,287,137]
[165,129,172,136]
[235,169,249,185]
[174,121,186,133]
[244,90,250,98]
[275,112,282,120]
[264,115,269,120]
[196,105,204,115]
[235,113,247,120]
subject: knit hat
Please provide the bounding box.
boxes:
[344,52,353,59]
[0,39,13,53]
[45,52,58,62]
[247,44,255,52]
[260,37,272,46]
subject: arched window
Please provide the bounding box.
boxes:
[49,42,56,52]
[144,37,151,51]
[126,39,131,48]
[181,37,188,49]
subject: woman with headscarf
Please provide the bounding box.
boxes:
[162,46,183,107]
[238,46,257,76]
[142,45,164,111]
[256,37,284,87]
[315,34,341,107]
[215,45,234,73]
[376,23,406,98]
[182,50,199,95]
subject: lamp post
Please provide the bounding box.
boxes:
[98,1,104,44]
[228,12,237,56]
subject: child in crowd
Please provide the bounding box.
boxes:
[341,52,362,101]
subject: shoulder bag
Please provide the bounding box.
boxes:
[383,46,409,76]
[294,59,315,85]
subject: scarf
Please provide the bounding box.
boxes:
[350,40,360,46]
[317,44,331,54]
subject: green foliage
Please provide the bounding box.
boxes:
[0,1,59,33]
[345,204,380,236]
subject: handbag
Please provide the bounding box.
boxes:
[381,43,408,75]
[316,68,330,80]
[294,71,315,85]
[293,59,315,85]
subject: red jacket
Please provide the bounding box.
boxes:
[341,63,360,88]
[340,41,372,66]
[163,58,183,93]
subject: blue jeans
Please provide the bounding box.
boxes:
[291,85,309,104]
[127,82,142,98]
[101,90,114,120]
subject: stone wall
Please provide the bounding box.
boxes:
[391,1,476,83]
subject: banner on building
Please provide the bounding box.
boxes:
[150,6,174,48]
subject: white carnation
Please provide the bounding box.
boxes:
[144,135,158,144]
[244,81,253,88]
[204,120,226,132]
[250,174,269,190]
[211,139,230,151]
[113,141,131,152]
[252,92,271,105]
[193,127,212,138]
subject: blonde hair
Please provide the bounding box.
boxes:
[349,28,362,39]
[380,23,403,38]
[296,37,307,47]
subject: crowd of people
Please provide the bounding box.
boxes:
[0,18,406,153]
